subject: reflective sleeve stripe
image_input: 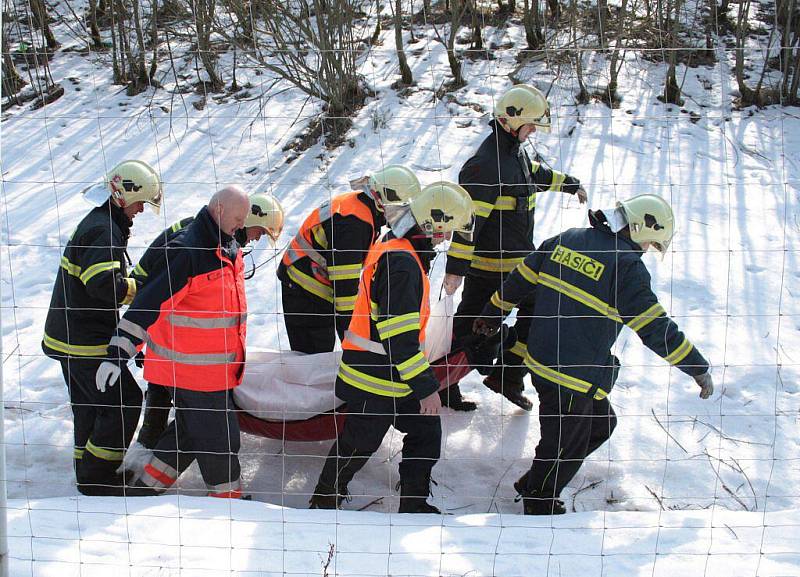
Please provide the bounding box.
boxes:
[369,300,380,320]
[294,235,329,272]
[79,261,121,285]
[132,263,147,278]
[166,313,245,329]
[531,160,541,172]
[593,389,608,400]
[447,242,475,261]
[627,303,667,333]
[118,318,148,341]
[109,335,137,358]
[516,262,540,285]
[397,351,431,381]
[311,225,328,249]
[663,337,694,365]
[86,440,124,462]
[73,447,84,460]
[121,277,137,305]
[59,256,82,277]
[141,457,178,489]
[43,333,108,356]
[318,203,332,223]
[473,200,493,218]
[170,220,185,233]
[343,330,387,354]
[550,171,566,191]
[376,312,421,340]
[207,479,242,496]
[510,340,527,358]
[538,272,622,323]
[328,263,362,281]
[286,266,334,303]
[338,362,412,397]
[528,193,537,210]
[147,341,237,365]
[525,354,593,395]
[490,292,515,312]
[471,256,525,273]
[494,196,517,210]
[333,294,357,312]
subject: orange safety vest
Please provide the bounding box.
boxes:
[143,247,247,392]
[342,237,430,355]
[281,192,376,302]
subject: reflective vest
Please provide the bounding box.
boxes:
[339,238,430,397]
[142,247,247,392]
[281,192,376,302]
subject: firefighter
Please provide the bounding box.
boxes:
[42,160,162,496]
[131,193,284,450]
[277,165,421,353]
[473,194,715,515]
[96,185,251,498]
[441,84,587,412]
[310,182,475,514]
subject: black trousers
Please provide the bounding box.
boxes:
[150,388,241,491]
[59,357,142,488]
[452,272,530,381]
[317,397,442,494]
[281,280,339,354]
[521,381,617,499]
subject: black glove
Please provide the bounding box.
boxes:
[563,175,581,195]
[472,316,501,336]
[134,351,145,369]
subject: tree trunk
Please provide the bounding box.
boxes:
[522,0,543,49]
[88,0,104,49]
[2,31,27,96]
[546,0,560,20]
[393,0,413,85]
[192,0,223,90]
[29,0,60,50]
[470,1,483,50]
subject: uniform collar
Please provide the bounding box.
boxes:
[357,190,386,229]
[105,197,132,237]
[489,119,521,154]
[194,206,237,251]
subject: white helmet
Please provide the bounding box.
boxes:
[369,164,422,206]
[410,181,475,236]
[107,160,163,214]
[617,194,675,254]
[494,84,551,133]
[245,193,284,243]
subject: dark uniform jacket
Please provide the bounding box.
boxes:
[481,211,709,400]
[42,198,137,359]
[336,235,439,405]
[130,217,195,285]
[447,119,579,279]
[277,191,385,335]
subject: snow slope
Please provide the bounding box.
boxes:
[1,12,799,577]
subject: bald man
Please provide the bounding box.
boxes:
[100,186,251,497]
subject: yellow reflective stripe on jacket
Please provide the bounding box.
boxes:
[311,224,328,249]
[494,196,517,210]
[473,200,493,218]
[328,263,362,281]
[528,193,537,210]
[43,333,108,356]
[369,300,380,320]
[471,255,524,273]
[86,440,124,462]
[132,263,147,278]
[538,272,622,322]
[286,265,333,303]
[490,291,515,312]
[121,277,137,305]
[60,256,81,277]
[334,294,357,312]
[510,339,527,358]
[79,261,121,285]
[525,354,608,401]
[663,337,694,365]
[448,241,475,261]
[73,447,85,460]
[338,362,412,397]
[170,220,184,233]
[550,171,566,191]
[626,303,666,333]
[516,262,539,285]
[397,351,430,381]
[531,160,541,172]
[376,311,421,340]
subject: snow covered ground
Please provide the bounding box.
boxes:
[1,12,799,577]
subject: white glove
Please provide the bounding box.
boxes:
[96,361,121,393]
[443,273,464,296]
[694,372,714,399]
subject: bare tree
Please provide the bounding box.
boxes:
[391,0,413,85]
[429,0,468,87]
[190,0,224,90]
[522,0,544,49]
[29,0,59,50]
[2,21,27,97]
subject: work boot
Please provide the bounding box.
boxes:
[438,384,477,412]
[483,375,533,411]
[513,478,566,515]
[309,482,350,510]
[397,476,441,514]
